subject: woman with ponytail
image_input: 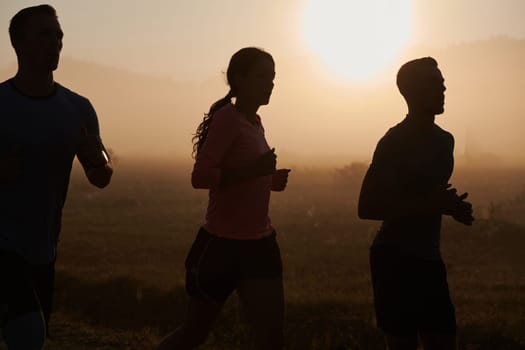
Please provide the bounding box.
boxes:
[157,47,290,350]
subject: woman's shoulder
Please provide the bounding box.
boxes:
[212,103,244,126]
[215,103,237,117]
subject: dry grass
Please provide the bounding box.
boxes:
[26,159,525,349]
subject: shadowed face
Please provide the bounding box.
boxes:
[15,13,63,72]
[235,58,275,107]
[418,67,446,115]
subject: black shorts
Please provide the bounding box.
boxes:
[185,228,283,304]
[0,250,55,334]
[369,244,456,337]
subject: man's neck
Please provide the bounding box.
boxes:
[12,69,55,97]
[405,110,435,129]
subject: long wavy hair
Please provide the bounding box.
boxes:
[192,47,274,158]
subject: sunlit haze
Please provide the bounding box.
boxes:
[302,0,413,81]
[1,0,524,165]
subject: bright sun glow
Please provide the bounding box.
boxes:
[303,0,413,82]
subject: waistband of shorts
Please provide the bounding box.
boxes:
[198,227,276,241]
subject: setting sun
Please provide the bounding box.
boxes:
[302,0,413,82]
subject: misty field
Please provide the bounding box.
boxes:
[17,159,525,350]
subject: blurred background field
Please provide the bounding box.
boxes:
[2,2,524,349]
[35,159,525,350]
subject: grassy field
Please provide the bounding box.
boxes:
[20,159,525,349]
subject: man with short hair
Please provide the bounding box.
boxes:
[0,5,113,349]
[358,57,474,350]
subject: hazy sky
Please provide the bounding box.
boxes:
[0,1,524,164]
[1,0,525,81]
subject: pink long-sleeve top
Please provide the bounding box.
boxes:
[191,103,275,240]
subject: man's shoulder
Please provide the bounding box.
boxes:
[0,79,14,97]
[55,83,97,118]
[432,124,454,147]
[55,83,90,105]
[371,123,405,162]
[377,122,405,147]
[433,124,453,137]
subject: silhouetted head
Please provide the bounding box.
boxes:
[192,47,275,157]
[397,57,446,115]
[9,4,63,72]
[226,47,275,105]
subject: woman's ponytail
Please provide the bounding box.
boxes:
[192,90,233,158]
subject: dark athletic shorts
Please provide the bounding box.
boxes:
[185,227,283,304]
[0,250,55,335]
[369,244,456,337]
